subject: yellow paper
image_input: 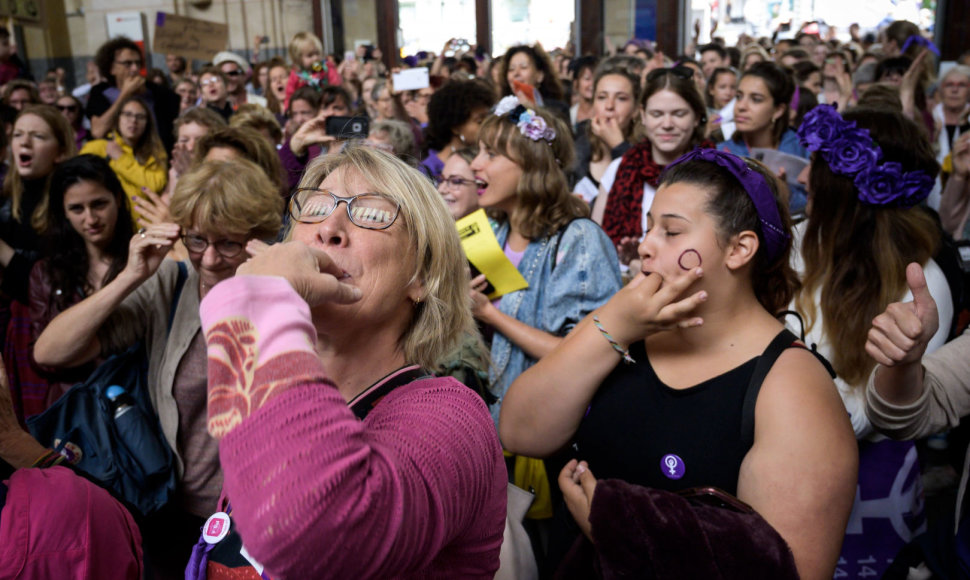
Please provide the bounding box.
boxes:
[456,209,528,300]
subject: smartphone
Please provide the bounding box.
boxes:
[468,263,495,296]
[344,50,356,62]
[326,116,370,140]
[392,67,430,91]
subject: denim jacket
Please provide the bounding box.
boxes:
[488,218,621,426]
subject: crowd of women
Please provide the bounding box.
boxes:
[0,14,968,580]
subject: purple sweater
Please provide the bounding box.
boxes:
[199,276,506,578]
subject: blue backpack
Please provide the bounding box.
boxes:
[27,262,187,516]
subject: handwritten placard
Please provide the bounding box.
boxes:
[153,12,228,62]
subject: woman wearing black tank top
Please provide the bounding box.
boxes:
[500,150,857,579]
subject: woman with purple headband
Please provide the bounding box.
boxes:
[501,148,857,577]
[791,104,951,578]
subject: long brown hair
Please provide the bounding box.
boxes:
[3,105,76,231]
[113,96,166,166]
[588,61,643,163]
[795,107,941,387]
[477,106,587,240]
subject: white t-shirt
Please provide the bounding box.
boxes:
[788,221,954,438]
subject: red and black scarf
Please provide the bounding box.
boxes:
[602,139,715,247]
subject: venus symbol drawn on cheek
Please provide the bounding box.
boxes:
[678,249,702,271]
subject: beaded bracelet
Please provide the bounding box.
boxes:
[592,315,635,364]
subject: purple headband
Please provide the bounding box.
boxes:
[900,35,940,57]
[797,104,933,208]
[666,149,790,261]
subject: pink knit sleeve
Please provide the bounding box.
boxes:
[199,275,506,579]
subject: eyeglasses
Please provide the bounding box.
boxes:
[289,188,401,230]
[436,175,477,189]
[115,59,142,69]
[120,111,148,122]
[57,104,78,113]
[181,234,245,258]
[200,77,223,87]
[646,66,695,83]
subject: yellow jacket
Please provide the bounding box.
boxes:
[80,135,167,224]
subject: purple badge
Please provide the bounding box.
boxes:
[660,453,685,479]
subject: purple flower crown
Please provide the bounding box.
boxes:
[493,96,556,143]
[797,105,933,208]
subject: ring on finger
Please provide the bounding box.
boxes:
[138,227,147,239]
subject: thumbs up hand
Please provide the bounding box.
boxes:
[865,262,939,367]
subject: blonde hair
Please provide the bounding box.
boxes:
[3,105,76,231]
[477,106,587,239]
[170,158,283,240]
[230,104,283,144]
[292,146,475,370]
[288,31,324,69]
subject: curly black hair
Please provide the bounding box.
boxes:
[95,36,142,83]
[424,79,496,152]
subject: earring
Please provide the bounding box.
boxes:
[459,133,466,143]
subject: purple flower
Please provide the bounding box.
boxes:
[898,170,933,207]
[519,116,553,141]
[855,162,904,206]
[798,105,849,152]
[826,129,881,175]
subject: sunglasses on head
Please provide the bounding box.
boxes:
[646,66,695,83]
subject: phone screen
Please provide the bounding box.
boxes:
[325,116,370,140]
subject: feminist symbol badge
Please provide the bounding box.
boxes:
[660,453,685,480]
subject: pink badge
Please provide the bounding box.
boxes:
[203,511,231,544]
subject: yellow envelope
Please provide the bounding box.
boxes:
[456,209,529,300]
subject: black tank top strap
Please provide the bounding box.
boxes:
[739,328,835,449]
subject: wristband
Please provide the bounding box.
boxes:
[593,315,635,364]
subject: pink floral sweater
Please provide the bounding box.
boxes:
[199,276,506,579]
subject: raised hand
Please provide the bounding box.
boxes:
[119,74,146,99]
[239,240,362,307]
[865,262,939,367]
[597,267,707,348]
[469,273,491,319]
[105,140,123,160]
[591,115,624,149]
[124,223,180,282]
[133,186,172,229]
[290,114,335,155]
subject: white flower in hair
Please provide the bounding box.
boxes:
[493,95,521,117]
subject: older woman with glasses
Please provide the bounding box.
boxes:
[189,146,506,578]
[34,158,283,579]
